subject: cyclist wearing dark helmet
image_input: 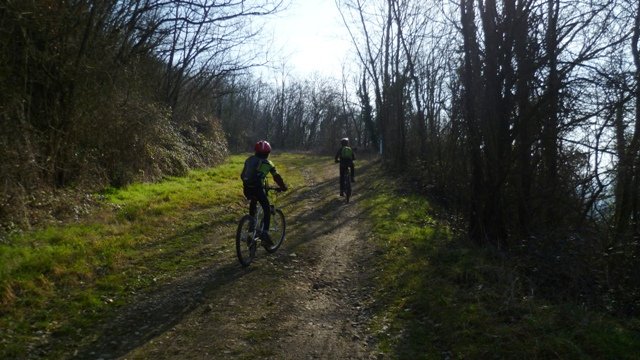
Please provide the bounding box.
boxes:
[240,140,288,247]
[334,137,355,197]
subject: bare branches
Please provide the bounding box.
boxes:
[0,0,283,213]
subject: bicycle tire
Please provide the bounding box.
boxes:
[264,209,286,253]
[343,176,352,203]
[236,215,257,266]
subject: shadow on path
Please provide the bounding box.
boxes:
[73,259,250,359]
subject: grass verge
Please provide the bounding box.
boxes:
[0,153,308,358]
[362,161,640,359]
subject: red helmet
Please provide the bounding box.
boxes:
[254,140,272,154]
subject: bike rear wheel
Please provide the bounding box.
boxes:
[236,215,257,266]
[264,209,286,253]
[345,179,352,203]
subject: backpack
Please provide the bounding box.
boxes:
[241,156,262,187]
[341,146,353,160]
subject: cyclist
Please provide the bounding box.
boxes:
[334,137,355,197]
[240,140,288,247]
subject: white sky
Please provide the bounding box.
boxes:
[264,0,353,79]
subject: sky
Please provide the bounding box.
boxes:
[264,0,354,79]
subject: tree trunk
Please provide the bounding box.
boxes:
[542,0,561,231]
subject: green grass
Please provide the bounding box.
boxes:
[0,153,307,358]
[362,163,640,359]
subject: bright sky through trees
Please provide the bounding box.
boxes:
[266,0,352,79]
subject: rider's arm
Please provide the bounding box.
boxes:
[269,165,287,191]
[273,173,287,191]
[335,148,341,163]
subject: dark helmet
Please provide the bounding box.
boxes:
[254,140,272,155]
[340,137,349,146]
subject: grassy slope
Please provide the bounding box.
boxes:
[1,153,638,358]
[0,153,307,358]
[361,163,640,359]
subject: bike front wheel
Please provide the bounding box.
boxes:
[236,215,257,266]
[264,209,286,253]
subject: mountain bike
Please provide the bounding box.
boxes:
[235,187,286,267]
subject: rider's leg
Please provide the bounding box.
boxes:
[249,199,257,218]
[244,187,258,230]
[256,189,273,245]
[339,164,347,195]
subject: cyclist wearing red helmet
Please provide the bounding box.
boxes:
[240,140,288,247]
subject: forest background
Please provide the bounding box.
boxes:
[1,0,640,317]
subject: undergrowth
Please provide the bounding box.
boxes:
[0,153,307,358]
[362,162,640,359]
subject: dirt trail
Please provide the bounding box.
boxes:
[74,158,382,359]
